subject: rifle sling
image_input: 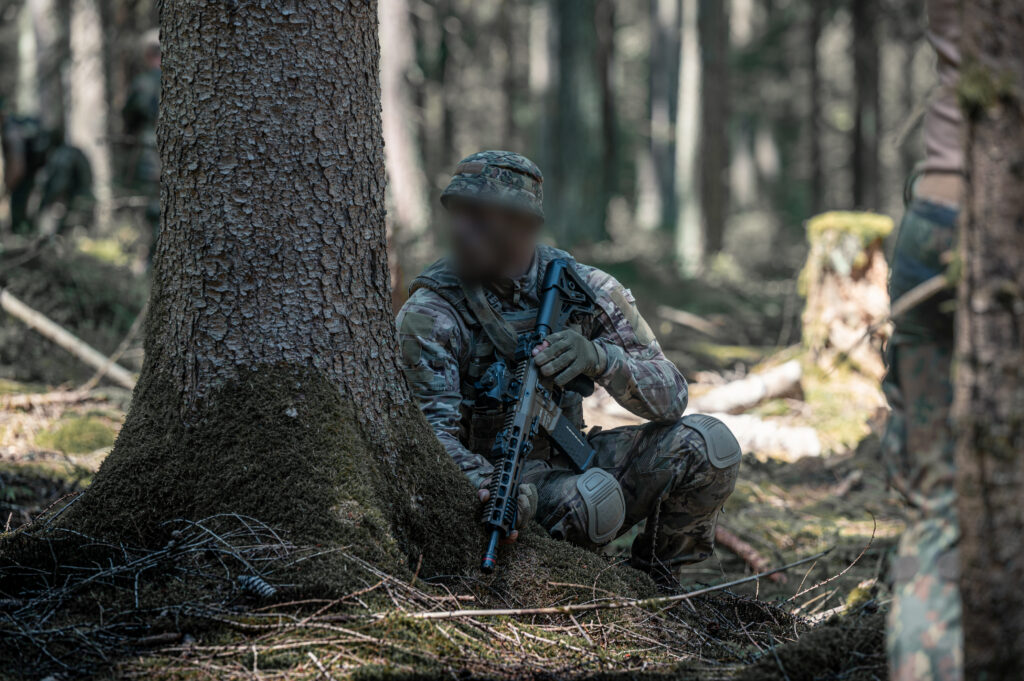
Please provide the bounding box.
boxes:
[460,282,519,361]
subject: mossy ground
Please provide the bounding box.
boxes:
[34,413,117,453]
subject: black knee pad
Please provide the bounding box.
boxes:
[681,414,742,470]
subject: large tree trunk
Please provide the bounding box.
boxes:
[954,1,1024,674]
[62,0,476,583]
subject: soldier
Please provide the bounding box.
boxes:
[396,150,740,586]
[883,1,963,679]
[122,29,161,256]
[2,100,93,235]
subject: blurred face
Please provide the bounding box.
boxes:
[447,199,542,282]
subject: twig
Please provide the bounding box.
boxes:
[788,514,876,603]
[397,550,831,620]
[306,651,336,681]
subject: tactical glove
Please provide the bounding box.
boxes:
[533,330,607,387]
[515,482,539,530]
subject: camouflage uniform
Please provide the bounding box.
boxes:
[1,114,93,235]
[398,151,740,581]
[883,3,963,677]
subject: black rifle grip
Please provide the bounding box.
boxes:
[565,375,595,397]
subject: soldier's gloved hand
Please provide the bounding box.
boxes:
[477,481,538,542]
[532,330,606,386]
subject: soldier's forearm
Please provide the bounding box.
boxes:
[598,343,688,421]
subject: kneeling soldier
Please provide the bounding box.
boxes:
[397,151,740,585]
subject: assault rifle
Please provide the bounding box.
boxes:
[478,258,598,573]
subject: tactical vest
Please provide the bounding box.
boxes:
[410,245,594,463]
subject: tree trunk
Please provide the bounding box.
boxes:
[30,0,70,133]
[644,0,680,232]
[851,0,880,211]
[549,0,606,245]
[674,0,703,274]
[380,0,431,293]
[63,0,477,583]
[698,0,729,256]
[808,0,823,215]
[68,0,113,231]
[955,1,1024,674]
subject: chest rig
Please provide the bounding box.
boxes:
[410,246,593,463]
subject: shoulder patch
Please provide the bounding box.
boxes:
[609,287,656,345]
[399,310,435,338]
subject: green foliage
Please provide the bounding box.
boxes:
[34,415,117,454]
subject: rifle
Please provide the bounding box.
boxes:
[479,258,598,573]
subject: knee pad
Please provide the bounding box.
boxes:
[681,414,742,469]
[548,468,626,545]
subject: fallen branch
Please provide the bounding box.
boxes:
[715,526,787,584]
[688,360,803,414]
[395,549,831,620]
[656,305,721,337]
[0,288,137,390]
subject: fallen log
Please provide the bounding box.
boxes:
[0,288,137,390]
[708,413,822,460]
[688,360,802,414]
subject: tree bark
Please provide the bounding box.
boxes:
[68,0,113,231]
[674,0,703,274]
[851,0,880,211]
[379,0,431,293]
[63,0,476,582]
[645,0,681,232]
[955,1,1024,674]
[808,0,823,215]
[548,0,606,245]
[698,0,729,255]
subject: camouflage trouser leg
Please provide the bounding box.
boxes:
[531,418,739,583]
[883,199,962,681]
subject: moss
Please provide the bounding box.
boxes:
[958,58,1017,116]
[34,415,117,454]
[22,364,478,593]
[805,212,894,246]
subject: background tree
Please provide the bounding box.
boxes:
[62,0,476,579]
[955,0,1024,674]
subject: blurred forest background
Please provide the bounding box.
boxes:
[0,0,935,284]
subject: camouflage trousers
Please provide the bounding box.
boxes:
[523,418,739,583]
[882,199,962,681]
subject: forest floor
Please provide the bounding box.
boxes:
[0,239,900,680]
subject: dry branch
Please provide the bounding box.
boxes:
[715,526,787,584]
[1,288,137,390]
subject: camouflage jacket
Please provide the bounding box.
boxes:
[396,246,688,486]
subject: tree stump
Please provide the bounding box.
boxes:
[800,211,894,379]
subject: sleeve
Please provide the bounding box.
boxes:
[396,290,494,487]
[584,267,688,421]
